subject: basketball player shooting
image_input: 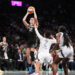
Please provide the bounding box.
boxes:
[22,6,38,32]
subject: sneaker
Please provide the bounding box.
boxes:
[56,72,59,75]
[30,73,40,75]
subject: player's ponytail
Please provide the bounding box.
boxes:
[63,32,70,47]
[58,26,70,47]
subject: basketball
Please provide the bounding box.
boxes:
[27,6,34,14]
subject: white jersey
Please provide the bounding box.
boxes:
[56,32,72,48]
[35,28,56,53]
[56,32,64,48]
[56,32,74,58]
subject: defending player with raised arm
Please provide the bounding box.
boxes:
[31,24,56,75]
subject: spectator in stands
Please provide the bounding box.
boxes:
[15,48,25,70]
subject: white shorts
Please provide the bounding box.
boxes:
[58,46,74,58]
[38,52,53,64]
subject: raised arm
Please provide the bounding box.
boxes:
[51,33,61,51]
[22,12,29,28]
[34,24,43,40]
[33,8,39,26]
[50,35,57,44]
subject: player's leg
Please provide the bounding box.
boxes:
[33,52,44,75]
[25,49,33,74]
[62,58,69,75]
[61,46,73,75]
[35,61,41,73]
[47,52,59,75]
[50,55,62,75]
[30,51,35,73]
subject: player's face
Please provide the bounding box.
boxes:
[29,18,35,24]
[3,37,6,42]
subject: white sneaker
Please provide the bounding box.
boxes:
[56,72,59,75]
[31,73,40,75]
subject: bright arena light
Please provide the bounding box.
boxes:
[11,1,22,7]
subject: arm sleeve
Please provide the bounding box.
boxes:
[35,28,43,40]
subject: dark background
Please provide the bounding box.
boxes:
[0,0,75,43]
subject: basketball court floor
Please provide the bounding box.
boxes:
[1,71,75,75]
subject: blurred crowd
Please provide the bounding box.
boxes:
[0,36,75,71]
[0,36,38,71]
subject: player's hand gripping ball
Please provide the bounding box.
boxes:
[27,6,34,14]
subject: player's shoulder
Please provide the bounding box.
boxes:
[56,32,63,37]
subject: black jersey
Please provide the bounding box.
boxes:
[26,25,37,47]
[1,43,8,51]
[0,43,8,58]
[27,25,34,32]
